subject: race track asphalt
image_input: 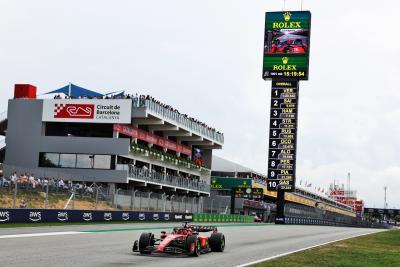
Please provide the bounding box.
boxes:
[0,223,384,267]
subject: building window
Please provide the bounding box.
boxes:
[94,155,111,169]
[39,153,60,167]
[59,154,77,168]
[39,152,112,170]
[76,154,94,168]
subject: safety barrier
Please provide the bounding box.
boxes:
[283,216,391,229]
[192,213,253,223]
[0,208,193,223]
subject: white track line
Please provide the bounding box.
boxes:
[0,231,89,239]
[236,231,385,267]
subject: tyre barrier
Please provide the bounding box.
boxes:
[192,213,253,223]
[0,208,193,223]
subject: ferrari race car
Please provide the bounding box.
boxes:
[132,222,225,256]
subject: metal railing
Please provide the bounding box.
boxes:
[127,165,210,193]
[133,98,224,144]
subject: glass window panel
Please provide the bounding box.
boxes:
[76,154,94,168]
[59,154,76,168]
[94,155,111,169]
[39,153,60,167]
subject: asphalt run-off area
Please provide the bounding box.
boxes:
[0,223,384,267]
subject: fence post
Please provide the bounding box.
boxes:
[170,195,175,212]
[139,192,142,211]
[162,193,166,212]
[182,196,186,213]
[95,185,99,210]
[130,187,135,210]
[45,183,49,208]
[148,192,153,211]
[12,180,18,208]
[72,188,75,209]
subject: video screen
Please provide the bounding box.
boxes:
[192,147,205,166]
[264,28,309,55]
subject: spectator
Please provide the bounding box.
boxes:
[19,199,27,209]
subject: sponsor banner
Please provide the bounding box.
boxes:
[113,124,192,156]
[210,176,252,190]
[192,213,253,223]
[0,209,191,223]
[42,99,132,123]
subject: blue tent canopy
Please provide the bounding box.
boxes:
[45,84,104,98]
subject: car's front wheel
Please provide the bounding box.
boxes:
[138,232,153,254]
[209,233,225,252]
[185,235,201,257]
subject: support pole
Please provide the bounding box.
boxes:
[275,188,285,224]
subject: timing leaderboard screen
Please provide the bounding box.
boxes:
[267,80,299,192]
[263,11,311,80]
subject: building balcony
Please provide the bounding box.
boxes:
[116,164,210,194]
[129,143,211,174]
[133,98,224,145]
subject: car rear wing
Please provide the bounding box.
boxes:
[190,225,217,232]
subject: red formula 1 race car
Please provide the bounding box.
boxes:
[132,222,225,257]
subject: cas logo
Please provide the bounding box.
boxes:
[83,212,92,221]
[122,212,130,221]
[153,214,159,221]
[164,214,170,221]
[104,212,112,221]
[174,214,183,220]
[184,214,192,220]
[0,211,10,222]
[54,103,94,119]
[57,212,68,221]
[138,213,146,221]
[29,211,42,222]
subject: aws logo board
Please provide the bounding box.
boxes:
[29,211,42,222]
[83,212,93,221]
[138,213,146,221]
[104,213,112,221]
[122,212,130,221]
[57,212,69,221]
[0,211,10,222]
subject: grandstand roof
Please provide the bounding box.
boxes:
[45,83,103,98]
[212,155,265,177]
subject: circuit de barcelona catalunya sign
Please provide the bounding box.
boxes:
[42,99,132,123]
[0,209,192,223]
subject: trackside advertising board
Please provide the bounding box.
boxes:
[42,99,132,123]
[263,11,311,80]
[210,176,252,190]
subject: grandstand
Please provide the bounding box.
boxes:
[209,155,356,221]
[2,84,224,201]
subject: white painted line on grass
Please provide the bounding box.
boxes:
[236,230,385,267]
[0,231,90,239]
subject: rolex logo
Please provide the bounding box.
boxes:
[282,57,289,64]
[283,11,292,21]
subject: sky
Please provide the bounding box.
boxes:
[1,0,399,208]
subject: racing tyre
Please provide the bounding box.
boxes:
[139,232,153,254]
[185,235,201,257]
[209,233,225,252]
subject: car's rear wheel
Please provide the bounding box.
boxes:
[185,235,201,257]
[139,232,153,254]
[209,233,225,252]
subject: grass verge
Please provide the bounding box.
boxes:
[254,229,400,267]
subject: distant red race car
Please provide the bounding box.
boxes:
[132,222,225,257]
